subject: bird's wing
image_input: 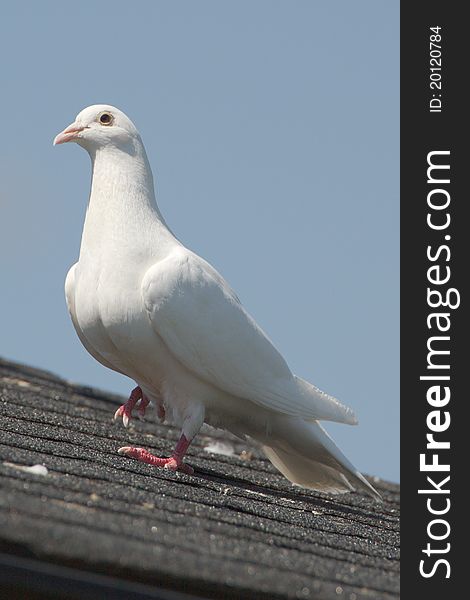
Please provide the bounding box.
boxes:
[65,264,125,375]
[141,248,355,422]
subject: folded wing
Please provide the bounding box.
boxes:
[141,249,356,424]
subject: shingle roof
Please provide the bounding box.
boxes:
[0,357,399,599]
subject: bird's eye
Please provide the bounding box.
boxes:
[98,112,113,126]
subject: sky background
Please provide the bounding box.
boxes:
[0,1,399,482]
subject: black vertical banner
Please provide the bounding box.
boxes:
[401,3,466,598]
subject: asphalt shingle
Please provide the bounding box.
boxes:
[0,357,399,599]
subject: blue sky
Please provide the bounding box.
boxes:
[0,1,399,482]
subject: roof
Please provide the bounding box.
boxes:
[0,357,399,599]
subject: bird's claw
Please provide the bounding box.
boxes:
[113,386,150,428]
[163,459,194,475]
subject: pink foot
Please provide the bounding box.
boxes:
[117,434,194,474]
[114,386,150,428]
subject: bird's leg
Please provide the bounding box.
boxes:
[114,386,150,428]
[155,398,166,422]
[118,434,194,474]
[117,404,204,475]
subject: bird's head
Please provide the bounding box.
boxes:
[53,104,141,154]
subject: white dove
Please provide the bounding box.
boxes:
[54,104,380,500]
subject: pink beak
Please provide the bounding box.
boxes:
[53,122,85,146]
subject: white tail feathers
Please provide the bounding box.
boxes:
[261,418,382,501]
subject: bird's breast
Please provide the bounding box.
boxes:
[72,263,154,375]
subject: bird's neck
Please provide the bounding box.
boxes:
[79,143,177,265]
